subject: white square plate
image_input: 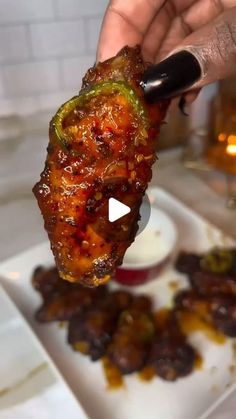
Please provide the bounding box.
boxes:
[0,284,87,419]
[0,187,235,419]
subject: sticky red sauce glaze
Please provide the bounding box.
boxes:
[33,46,169,286]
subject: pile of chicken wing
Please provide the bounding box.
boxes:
[32,265,197,386]
[32,247,236,387]
[174,247,236,337]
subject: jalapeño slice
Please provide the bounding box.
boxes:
[51,81,149,153]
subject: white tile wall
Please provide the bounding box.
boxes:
[30,21,85,58]
[56,0,108,18]
[0,0,54,23]
[0,72,5,96]
[0,95,39,116]
[87,17,103,52]
[61,55,94,90]
[0,0,108,116]
[3,61,60,96]
[38,90,75,113]
[0,26,29,63]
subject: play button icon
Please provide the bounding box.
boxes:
[108,198,131,222]
[85,177,151,242]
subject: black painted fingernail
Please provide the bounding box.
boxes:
[178,96,189,116]
[141,51,202,102]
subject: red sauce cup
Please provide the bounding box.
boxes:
[114,207,177,286]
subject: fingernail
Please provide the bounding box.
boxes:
[178,96,189,116]
[141,51,202,102]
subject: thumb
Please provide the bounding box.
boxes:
[142,8,236,102]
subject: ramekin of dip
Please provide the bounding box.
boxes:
[115,207,177,286]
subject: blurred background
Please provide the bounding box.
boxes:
[0,0,106,116]
[0,0,235,262]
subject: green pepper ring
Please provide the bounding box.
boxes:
[118,310,155,342]
[51,81,149,154]
[200,247,233,274]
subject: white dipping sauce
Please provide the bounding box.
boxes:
[123,228,168,266]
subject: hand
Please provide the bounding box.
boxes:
[97,0,236,100]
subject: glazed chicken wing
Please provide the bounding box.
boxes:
[33,46,168,286]
[175,290,236,337]
[175,248,236,296]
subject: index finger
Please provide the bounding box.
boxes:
[97,0,166,62]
